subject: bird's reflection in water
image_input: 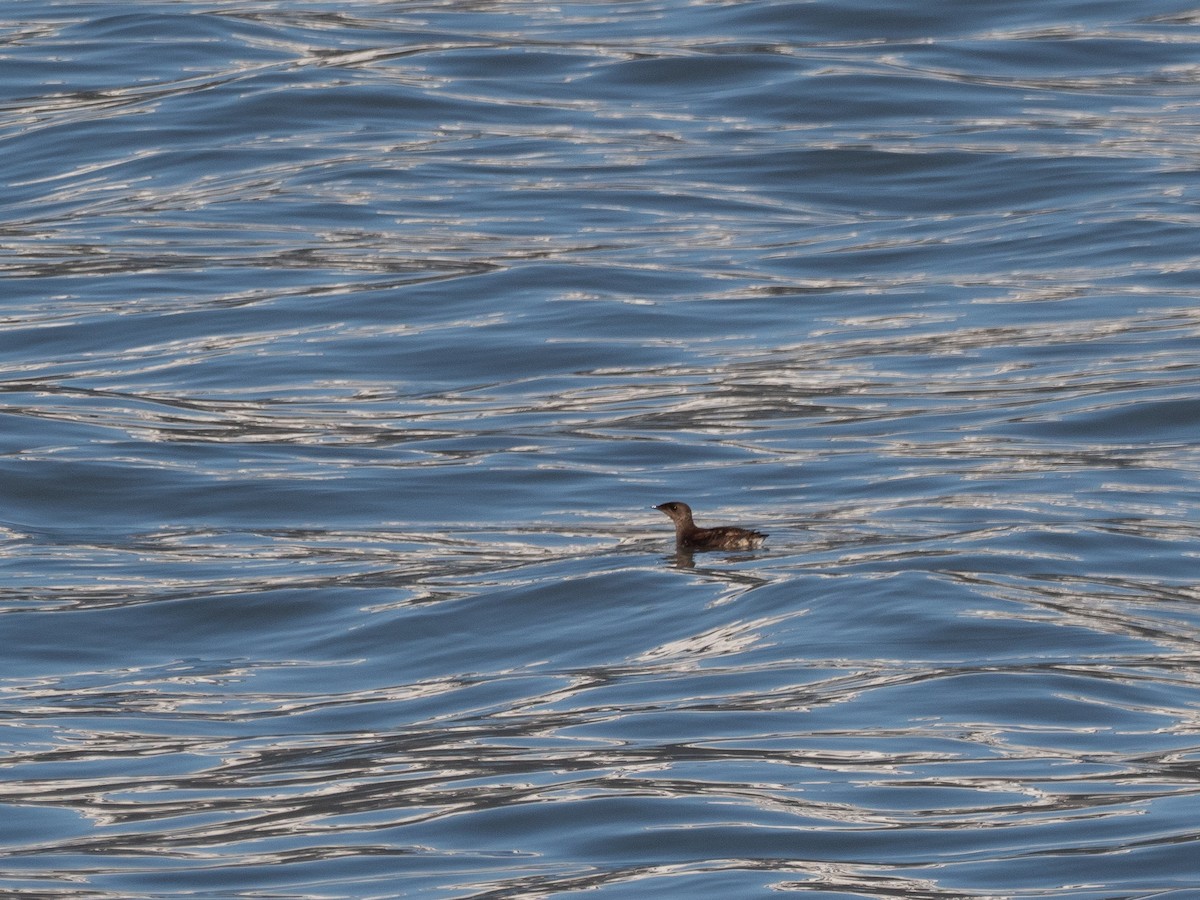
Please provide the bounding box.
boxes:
[663,546,771,590]
[670,546,696,569]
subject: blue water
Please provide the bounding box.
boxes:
[3,2,1200,897]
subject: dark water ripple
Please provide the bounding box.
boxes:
[3,1,1200,898]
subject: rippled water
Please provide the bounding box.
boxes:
[3,1,1200,897]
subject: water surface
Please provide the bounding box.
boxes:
[2,1,1200,897]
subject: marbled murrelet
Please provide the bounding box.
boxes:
[654,501,767,551]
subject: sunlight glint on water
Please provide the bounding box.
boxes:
[2,2,1200,898]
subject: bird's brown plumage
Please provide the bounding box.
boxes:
[654,501,767,551]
